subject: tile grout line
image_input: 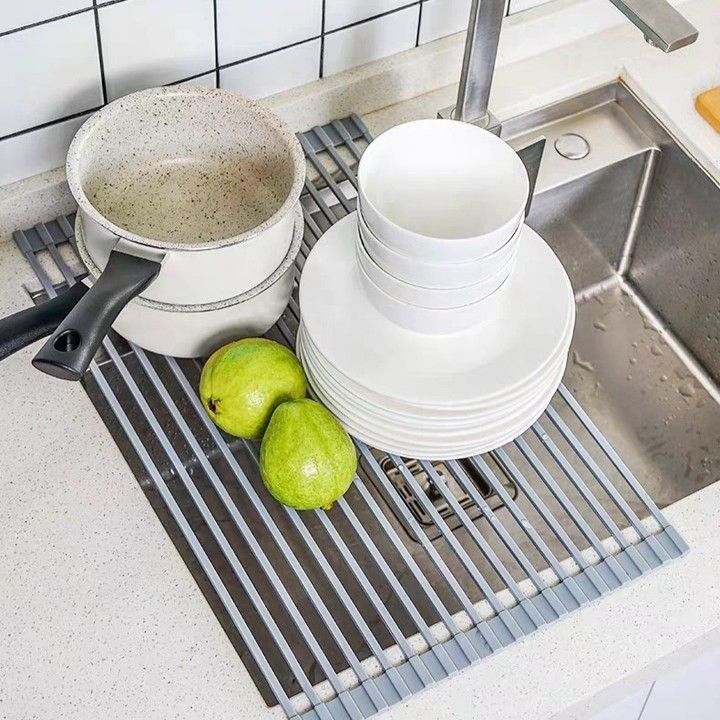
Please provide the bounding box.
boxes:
[324,1,422,36]
[0,0,421,42]
[415,1,423,47]
[218,35,322,72]
[0,107,102,143]
[92,0,108,105]
[319,0,326,78]
[0,0,137,39]
[0,64,216,143]
[216,0,425,81]
[169,68,219,85]
[212,0,220,88]
[0,5,95,39]
[636,680,656,719]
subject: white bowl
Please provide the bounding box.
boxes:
[357,207,520,290]
[356,251,507,334]
[357,119,529,263]
[356,220,512,309]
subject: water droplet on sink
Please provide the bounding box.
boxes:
[593,320,607,331]
[632,341,639,348]
[678,381,695,398]
[660,374,668,382]
[650,344,663,356]
[626,374,633,381]
[630,357,637,365]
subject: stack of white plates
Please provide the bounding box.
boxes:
[298,212,574,459]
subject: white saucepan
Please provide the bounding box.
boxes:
[68,86,305,306]
[74,207,303,358]
[27,86,305,380]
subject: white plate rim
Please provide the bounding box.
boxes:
[297,325,566,429]
[299,212,575,407]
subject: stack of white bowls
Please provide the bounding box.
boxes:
[298,119,575,459]
[354,119,527,334]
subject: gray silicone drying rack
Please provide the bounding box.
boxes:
[14,114,687,720]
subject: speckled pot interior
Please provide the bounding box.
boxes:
[66,86,305,250]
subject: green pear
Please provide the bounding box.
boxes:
[260,399,356,510]
[200,338,306,439]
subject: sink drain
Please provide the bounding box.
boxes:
[363,455,515,541]
[554,132,590,160]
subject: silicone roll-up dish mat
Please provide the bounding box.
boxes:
[14,114,687,720]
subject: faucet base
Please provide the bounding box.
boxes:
[437,104,502,135]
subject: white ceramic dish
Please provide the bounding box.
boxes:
[75,207,303,358]
[357,119,529,263]
[356,250,508,334]
[297,328,566,437]
[357,207,520,290]
[302,339,565,458]
[355,217,512,309]
[299,213,575,409]
[301,291,574,416]
[298,321,567,424]
[305,360,564,454]
[299,316,573,416]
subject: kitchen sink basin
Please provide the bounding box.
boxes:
[505,81,720,512]
[64,81,717,710]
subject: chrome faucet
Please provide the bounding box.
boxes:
[442,0,699,132]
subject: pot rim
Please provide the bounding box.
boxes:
[66,86,305,252]
[75,205,304,313]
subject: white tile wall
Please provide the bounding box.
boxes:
[176,72,218,89]
[217,0,322,65]
[418,0,473,45]
[221,39,320,98]
[508,0,554,13]
[0,1,89,35]
[99,0,215,101]
[324,5,419,76]
[325,0,412,32]
[0,111,90,186]
[0,0,559,186]
[0,13,101,138]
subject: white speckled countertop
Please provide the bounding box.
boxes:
[1,1,719,718]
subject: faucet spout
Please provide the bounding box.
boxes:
[443,0,698,130]
[608,0,698,51]
[453,0,506,128]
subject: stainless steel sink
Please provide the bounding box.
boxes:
[505,81,720,512]
[54,82,717,712]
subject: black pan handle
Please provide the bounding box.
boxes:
[0,282,89,361]
[32,250,161,381]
